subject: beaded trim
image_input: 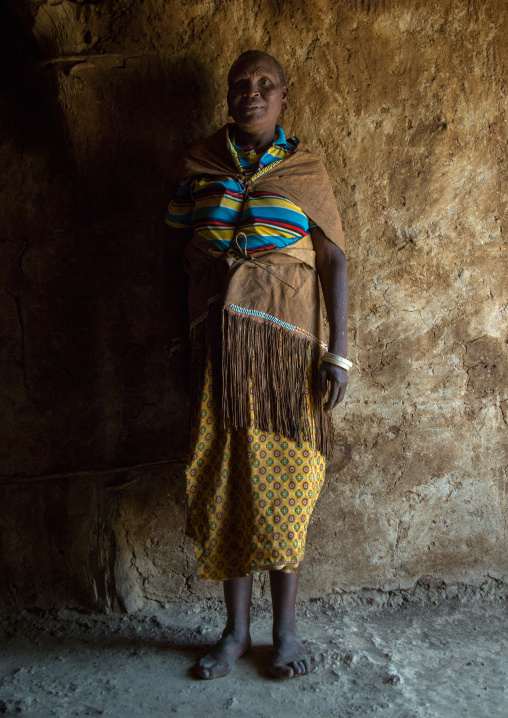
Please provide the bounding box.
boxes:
[229,304,327,349]
[227,134,285,183]
[251,158,284,182]
[228,136,244,175]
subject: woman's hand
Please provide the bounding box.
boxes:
[318,363,348,413]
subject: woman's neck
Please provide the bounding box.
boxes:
[233,125,276,154]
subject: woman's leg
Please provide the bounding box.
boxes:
[269,569,310,678]
[196,574,253,679]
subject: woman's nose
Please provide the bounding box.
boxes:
[243,80,259,97]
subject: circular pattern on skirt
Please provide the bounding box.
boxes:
[185,357,326,580]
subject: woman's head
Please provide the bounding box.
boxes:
[227,50,289,142]
[227,51,286,87]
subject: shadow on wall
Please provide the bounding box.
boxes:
[1,4,212,481]
[48,52,213,225]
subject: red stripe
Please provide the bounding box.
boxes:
[193,220,236,228]
[247,244,277,253]
[240,219,304,232]
[194,188,243,200]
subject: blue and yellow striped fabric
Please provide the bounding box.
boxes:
[166,125,315,254]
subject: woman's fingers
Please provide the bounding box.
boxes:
[338,381,347,405]
[318,364,329,399]
[324,384,339,412]
[319,365,348,412]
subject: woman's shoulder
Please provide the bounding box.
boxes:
[275,139,332,182]
[184,125,228,157]
[176,125,234,182]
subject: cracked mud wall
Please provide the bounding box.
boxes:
[1,0,507,610]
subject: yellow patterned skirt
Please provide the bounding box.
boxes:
[186,354,326,581]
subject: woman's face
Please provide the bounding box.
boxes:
[227,56,288,138]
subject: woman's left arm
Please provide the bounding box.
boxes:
[311,226,349,412]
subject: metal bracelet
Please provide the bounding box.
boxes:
[320,352,353,371]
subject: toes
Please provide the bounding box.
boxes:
[269,663,295,679]
[195,660,231,680]
[270,657,310,679]
[195,660,212,679]
[296,658,310,674]
[293,660,309,675]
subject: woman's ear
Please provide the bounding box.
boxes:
[282,85,289,112]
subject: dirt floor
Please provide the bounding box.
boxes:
[0,598,507,718]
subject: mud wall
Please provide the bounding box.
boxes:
[1,0,507,611]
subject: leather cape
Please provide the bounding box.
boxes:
[174,125,345,458]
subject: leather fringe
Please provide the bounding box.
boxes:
[190,305,334,458]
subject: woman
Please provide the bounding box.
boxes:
[166,50,349,679]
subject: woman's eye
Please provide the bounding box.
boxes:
[259,77,271,86]
[231,80,247,92]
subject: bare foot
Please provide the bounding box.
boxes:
[195,631,251,679]
[269,629,310,678]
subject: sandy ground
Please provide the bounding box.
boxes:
[0,599,507,718]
